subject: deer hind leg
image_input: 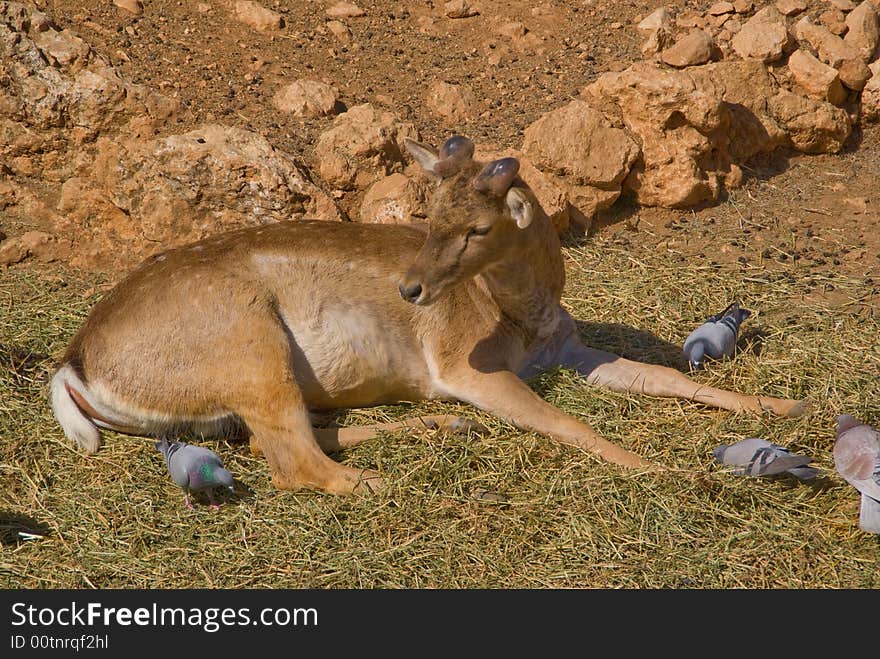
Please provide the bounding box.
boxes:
[230,324,381,495]
[443,368,649,468]
[310,415,488,453]
[558,338,809,418]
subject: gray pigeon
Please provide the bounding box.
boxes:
[155,438,235,509]
[833,414,880,534]
[713,437,819,480]
[683,301,752,370]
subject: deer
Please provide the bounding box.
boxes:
[49,135,809,495]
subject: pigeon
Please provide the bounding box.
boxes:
[713,437,819,480]
[155,438,235,509]
[683,301,752,370]
[833,415,880,534]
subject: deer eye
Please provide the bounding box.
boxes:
[467,225,492,238]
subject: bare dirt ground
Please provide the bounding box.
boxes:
[2,0,879,589]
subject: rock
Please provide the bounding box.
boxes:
[234,0,283,31]
[788,48,848,105]
[326,2,365,18]
[642,26,675,55]
[425,81,477,124]
[795,16,859,67]
[583,59,851,210]
[829,0,857,10]
[113,0,143,16]
[708,1,735,15]
[522,100,639,190]
[775,0,807,16]
[795,16,870,88]
[637,7,672,33]
[844,2,879,62]
[444,0,478,19]
[661,30,717,67]
[860,60,880,121]
[837,57,872,89]
[767,91,851,153]
[359,172,430,224]
[731,6,792,62]
[326,20,352,44]
[733,0,753,12]
[0,231,53,266]
[676,11,707,29]
[32,28,91,69]
[272,79,339,117]
[819,9,849,36]
[314,103,418,190]
[585,63,727,208]
[88,125,342,257]
[498,22,527,39]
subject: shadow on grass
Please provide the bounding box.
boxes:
[0,511,51,545]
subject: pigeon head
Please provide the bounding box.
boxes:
[685,341,707,370]
[216,467,235,492]
[154,438,170,455]
[731,303,752,324]
[712,445,728,463]
[836,414,863,436]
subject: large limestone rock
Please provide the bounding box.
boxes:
[0,2,177,180]
[314,103,418,189]
[522,100,639,189]
[688,60,851,155]
[91,125,341,246]
[582,60,850,209]
[233,1,283,31]
[426,81,477,124]
[844,1,880,62]
[272,79,339,117]
[662,30,718,68]
[767,91,852,153]
[861,60,880,122]
[586,63,732,208]
[731,6,792,62]
[787,49,848,105]
[795,16,873,89]
[522,100,639,221]
[359,171,431,224]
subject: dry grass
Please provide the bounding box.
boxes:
[2,229,879,589]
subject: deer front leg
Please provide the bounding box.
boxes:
[557,336,809,417]
[443,368,649,468]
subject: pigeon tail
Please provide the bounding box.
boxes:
[786,465,820,481]
[859,494,880,534]
[50,364,101,454]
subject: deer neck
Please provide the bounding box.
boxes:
[476,218,565,345]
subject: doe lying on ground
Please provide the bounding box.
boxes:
[49,135,809,495]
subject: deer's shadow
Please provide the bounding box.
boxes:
[573,319,689,371]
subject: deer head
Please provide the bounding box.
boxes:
[398,135,535,305]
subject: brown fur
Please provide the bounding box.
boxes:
[50,136,809,494]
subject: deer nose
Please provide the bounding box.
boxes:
[399,282,423,304]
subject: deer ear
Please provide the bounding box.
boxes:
[505,187,533,229]
[404,138,441,182]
